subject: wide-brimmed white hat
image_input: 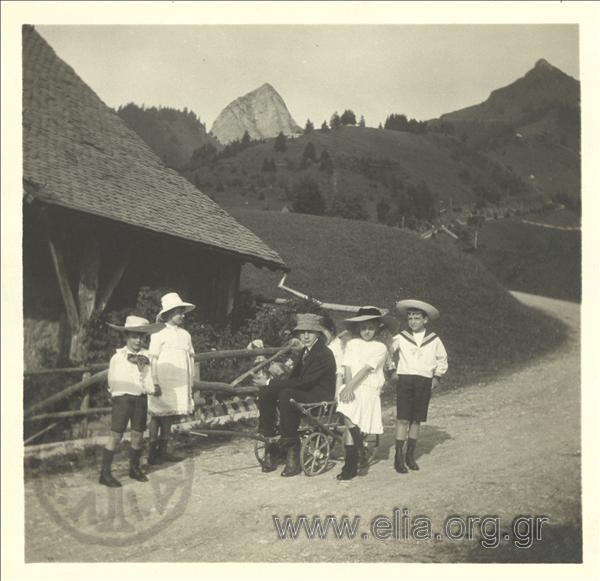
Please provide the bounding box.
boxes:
[395,299,440,320]
[293,313,329,336]
[107,315,165,334]
[156,292,195,322]
[344,306,388,323]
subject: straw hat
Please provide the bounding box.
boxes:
[395,299,440,320]
[156,292,195,322]
[107,315,165,334]
[344,306,388,323]
[293,313,329,336]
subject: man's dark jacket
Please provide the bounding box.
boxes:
[270,336,336,400]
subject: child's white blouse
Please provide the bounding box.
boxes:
[342,338,388,391]
[148,324,194,359]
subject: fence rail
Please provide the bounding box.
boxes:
[24,347,282,377]
[23,344,291,444]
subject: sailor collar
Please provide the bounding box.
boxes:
[399,329,438,348]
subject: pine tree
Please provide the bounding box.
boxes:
[319,149,334,174]
[304,119,314,133]
[358,115,366,128]
[340,109,357,126]
[291,177,326,215]
[320,120,330,132]
[274,131,287,152]
[302,142,317,163]
[330,112,341,129]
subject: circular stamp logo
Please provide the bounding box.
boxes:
[32,440,195,547]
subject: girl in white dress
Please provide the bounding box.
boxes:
[147,292,196,464]
[337,306,389,480]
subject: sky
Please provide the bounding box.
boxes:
[36,24,579,130]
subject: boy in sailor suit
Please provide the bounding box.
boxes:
[391,300,448,474]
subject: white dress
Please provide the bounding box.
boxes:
[336,338,388,434]
[148,323,195,417]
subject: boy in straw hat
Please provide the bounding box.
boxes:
[391,299,448,474]
[253,313,336,477]
[100,316,165,487]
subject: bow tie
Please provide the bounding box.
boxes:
[127,353,150,370]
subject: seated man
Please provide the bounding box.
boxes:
[255,313,336,477]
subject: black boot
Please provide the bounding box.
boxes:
[406,438,420,471]
[261,441,278,473]
[129,447,149,482]
[281,440,302,477]
[147,441,162,466]
[99,449,122,487]
[349,427,368,470]
[394,440,408,474]
[336,445,358,480]
[158,439,184,463]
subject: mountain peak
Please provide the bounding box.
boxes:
[256,82,276,93]
[534,58,555,72]
[211,84,301,144]
[439,57,579,124]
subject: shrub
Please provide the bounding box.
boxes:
[330,194,369,221]
[290,176,326,215]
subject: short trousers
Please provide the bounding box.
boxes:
[111,394,148,433]
[396,375,432,422]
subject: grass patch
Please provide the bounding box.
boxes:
[445,218,581,302]
[233,209,568,390]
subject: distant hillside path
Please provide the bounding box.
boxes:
[521,219,580,231]
[25,292,581,563]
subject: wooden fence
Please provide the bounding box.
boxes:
[24,346,290,446]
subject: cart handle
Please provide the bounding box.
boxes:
[190,429,268,443]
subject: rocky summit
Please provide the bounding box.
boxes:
[210,83,301,144]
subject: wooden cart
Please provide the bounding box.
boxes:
[253,399,380,476]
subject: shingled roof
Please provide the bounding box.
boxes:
[22,26,286,271]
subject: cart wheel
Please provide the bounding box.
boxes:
[301,432,330,476]
[254,439,266,466]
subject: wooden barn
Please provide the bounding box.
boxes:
[22,26,287,369]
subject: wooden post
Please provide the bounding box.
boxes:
[96,247,130,315]
[41,208,133,363]
[214,261,240,318]
[70,238,101,362]
[78,372,91,438]
[43,210,79,334]
[78,240,100,323]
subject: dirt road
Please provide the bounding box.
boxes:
[24,292,581,563]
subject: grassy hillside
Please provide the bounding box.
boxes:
[187,126,537,223]
[435,60,580,200]
[445,219,581,302]
[232,209,567,389]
